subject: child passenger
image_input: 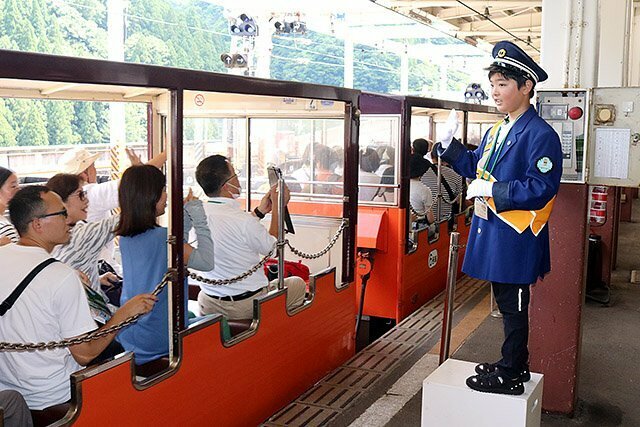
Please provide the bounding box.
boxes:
[115,165,214,365]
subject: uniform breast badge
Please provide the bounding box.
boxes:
[536,157,553,174]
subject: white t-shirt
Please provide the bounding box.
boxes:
[0,245,97,410]
[410,179,433,216]
[84,179,119,223]
[189,197,275,297]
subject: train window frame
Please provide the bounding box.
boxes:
[358,114,402,207]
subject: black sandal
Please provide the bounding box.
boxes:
[475,362,531,382]
[466,371,524,395]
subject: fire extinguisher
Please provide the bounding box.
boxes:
[589,186,608,226]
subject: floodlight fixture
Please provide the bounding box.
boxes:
[464,83,488,103]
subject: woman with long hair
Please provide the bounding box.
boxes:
[115,165,214,365]
[0,167,20,245]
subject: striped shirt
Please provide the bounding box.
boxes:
[421,164,463,221]
[52,215,120,322]
[0,214,19,244]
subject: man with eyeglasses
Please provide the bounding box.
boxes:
[0,186,156,412]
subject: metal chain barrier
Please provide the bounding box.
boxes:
[188,243,276,286]
[408,203,422,218]
[0,271,175,352]
[285,219,348,260]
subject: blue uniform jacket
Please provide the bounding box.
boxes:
[442,105,562,284]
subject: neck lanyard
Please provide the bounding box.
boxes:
[479,112,524,180]
[479,126,505,180]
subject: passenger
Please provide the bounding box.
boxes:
[358,147,381,201]
[115,165,214,365]
[46,174,119,325]
[0,390,33,427]
[312,144,341,195]
[58,147,166,222]
[0,186,155,410]
[421,141,463,221]
[291,143,340,194]
[191,155,306,321]
[411,138,430,160]
[409,154,434,224]
[437,41,562,395]
[375,145,395,176]
[0,167,20,245]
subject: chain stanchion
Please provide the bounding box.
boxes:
[439,232,463,365]
[188,244,275,286]
[0,270,175,352]
[277,171,286,290]
[285,219,348,260]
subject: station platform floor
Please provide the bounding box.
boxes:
[333,203,640,427]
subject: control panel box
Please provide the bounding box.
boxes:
[587,87,640,187]
[537,90,588,183]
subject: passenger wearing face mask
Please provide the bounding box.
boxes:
[190,155,306,321]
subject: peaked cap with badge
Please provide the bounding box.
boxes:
[491,40,548,83]
[440,40,562,285]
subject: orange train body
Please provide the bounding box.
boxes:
[355,206,470,323]
[64,270,355,426]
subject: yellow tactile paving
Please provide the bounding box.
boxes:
[429,292,492,355]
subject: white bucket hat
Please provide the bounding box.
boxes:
[59,147,101,175]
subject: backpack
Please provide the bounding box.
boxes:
[263,259,311,282]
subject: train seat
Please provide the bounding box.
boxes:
[30,402,70,427]
[135,357,170,378]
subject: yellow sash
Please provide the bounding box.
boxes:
[477,122,555,236]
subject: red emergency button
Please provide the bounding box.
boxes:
[568,106,583,120]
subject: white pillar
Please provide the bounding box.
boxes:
[344,35,354,89]
[107,0,126,164]
[401,47,409,94]
[254,16,273,79]
[630,4,640,85]
[597,0,633,86]
[541,0,632,89]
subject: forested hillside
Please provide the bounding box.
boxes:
[0,0,471,147]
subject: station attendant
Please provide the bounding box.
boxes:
[437,41,562,395]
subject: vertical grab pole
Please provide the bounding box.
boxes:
[436,156,443,221]
[277,172,286,291]
[439,232,460,365]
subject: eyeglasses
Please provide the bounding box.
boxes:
[35,209,68,220]
[70,190,87,201]
[224,174,238,184]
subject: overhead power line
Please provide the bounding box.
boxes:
[454,0,539,52]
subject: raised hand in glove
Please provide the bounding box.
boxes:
[466,179,494,199]
[439,109,459,150]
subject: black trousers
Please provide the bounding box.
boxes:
[492,282,531,378]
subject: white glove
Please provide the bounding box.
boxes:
[439,109,459,150]
[466,179,494,199]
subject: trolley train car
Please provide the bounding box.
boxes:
[356,93,502,325]
[0,49,359,426]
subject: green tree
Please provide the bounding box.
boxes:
[0,100,17,147]
[125,33,170,65]
[73,102,101,144]
[125,104,147,144]
[16,102,48,146]
[45,101,78,145]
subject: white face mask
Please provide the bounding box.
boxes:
[226,181,241,199]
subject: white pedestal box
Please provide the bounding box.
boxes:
[421,358,543,427]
